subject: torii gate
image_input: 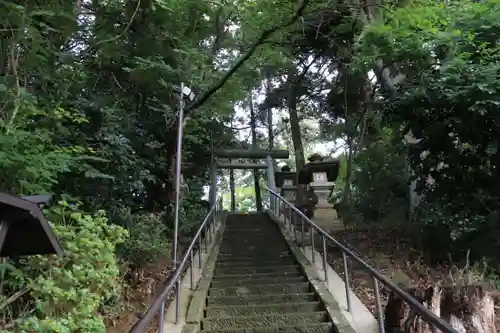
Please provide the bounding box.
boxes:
[209,149,289,211]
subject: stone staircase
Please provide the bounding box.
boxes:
[200,213,335,333]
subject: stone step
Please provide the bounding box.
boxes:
[205,301,324,318]
[217,250,291,258]
[211,270,303,281]
[224,223,275,227]
[223,228,278,233]
[224,227,278,231]
[217,249,290,255]
[219,241,287,248]
[214,264,300,275]
[221,236,286,246]
[216,256,295,265]
[210,275,306,288]
[207,293,317,306]
[217,251,290,258]
[215,260,296,270]
[202,311,329,330]
[224,229,278,233]
[209,282,311,297]
[218,241,287,246]
[201,322,334,333]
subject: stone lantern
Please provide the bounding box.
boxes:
[274,171,297,202]
[303,160,340,230]
[305,160,339,207]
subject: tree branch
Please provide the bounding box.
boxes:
[212,6,232,54]
[185,0,310,115]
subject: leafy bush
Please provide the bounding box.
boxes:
[350,136,409,226]
[118,211,170,267]
[0,201,128,333]
[177,192,212,235]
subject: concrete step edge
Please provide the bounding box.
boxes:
[205,301,322,311]
[209,281,310,290]
[217,247,288,251]
[211,271,303,279]
[216,264,299,270]
[216,255,294,261]
[215,263,298,270]
[210,276,306,286]
[201,322,334,333]
[204,302,324,318]
[207,292,316,301]
[202,311,330,330]
[215,259,296,266]
[203,310,328,322]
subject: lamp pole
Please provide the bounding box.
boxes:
[172,82,185,269]
[171,83,185,324]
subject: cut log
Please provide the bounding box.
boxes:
[384,284,496,333]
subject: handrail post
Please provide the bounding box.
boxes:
[174,279,180,324]
[189,250,194,289]
[342,252,352,312]
[198,237,203,266]
[127,198,222,333]
[373,278,385,333]
[321,236,328,283]
[310,228,315,264]
[300,218,305,247]
[259,188,459,333]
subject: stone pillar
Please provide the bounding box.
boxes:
[281,180,297,203]
[310,172,338,223]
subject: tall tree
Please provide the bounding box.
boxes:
[249,91,263,211]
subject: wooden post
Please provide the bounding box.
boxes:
[266,155,277,212]
[229,161,236,212]
[209,161,217,207]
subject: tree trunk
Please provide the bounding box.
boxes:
[287,67,306,170]
[249,91,262,211]
[343,134,354,203]
[266,75,274,151]
[229,116,236,211]
[384,284,496,333]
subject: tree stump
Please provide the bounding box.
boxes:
[384,284,496,333]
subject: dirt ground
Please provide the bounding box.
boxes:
[322,227,500,330]
[105,258,174,333]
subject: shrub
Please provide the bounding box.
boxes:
[1,201,128,333]
[350,138,409,226]
[118,211,170,267]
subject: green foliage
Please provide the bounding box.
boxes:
[0,0,320,329]
[178,191,214,234]
[117,210,170,268]
[353,0,500,267]
[0,202,127,333]
[350,136,408,226]
[0,127,75,194]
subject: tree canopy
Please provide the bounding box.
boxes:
[0,0,499,331]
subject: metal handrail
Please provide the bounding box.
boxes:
[266,187,458,333]
[128,196,223,333]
